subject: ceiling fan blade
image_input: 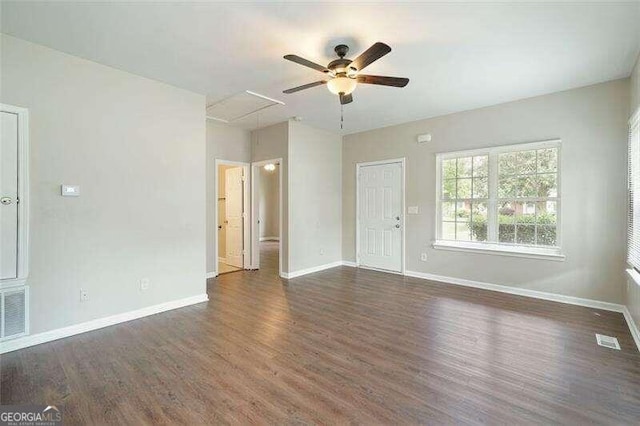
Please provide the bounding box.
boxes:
[356,75,409,87]
[340,93,353,105]
[284,54,328,73]
[283,80,327,94]
[350,42,392,71]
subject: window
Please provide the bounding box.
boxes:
[435,140,562,259]
[628,110,640,271]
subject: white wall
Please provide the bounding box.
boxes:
[626,54,640,328]
[343,79,629,304]
[289,121,342,271]
[206,121,251,273]
[258,165,279,239]
[0,35,206,334]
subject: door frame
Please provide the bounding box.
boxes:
[251,158,283,277]
[1,104,29,289]
[355,158,406,275]
[214,159,250,276]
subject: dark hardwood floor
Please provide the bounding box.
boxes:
[2,242,639,424]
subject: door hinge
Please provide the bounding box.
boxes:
[242,212,247,218]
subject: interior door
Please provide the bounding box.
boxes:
[225,167,244,268]
[358,162,403,272]
[1,111,19,280]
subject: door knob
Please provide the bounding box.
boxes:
[1,197,12,205]
[396,216,400,221]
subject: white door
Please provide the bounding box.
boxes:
[1,111,19,280]
[358,161,403,272]
[225,167,244,269]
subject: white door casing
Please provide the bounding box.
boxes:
[357,160,404,272]
[1,111,19,280]
[225,167,244,268]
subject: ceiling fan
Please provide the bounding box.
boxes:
[282,42,409,105]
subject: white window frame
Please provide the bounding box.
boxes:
[627,106,640,278]
[434,139,564,261]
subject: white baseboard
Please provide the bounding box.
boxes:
[622,306,640,352]
[281,260,343,279]
[404,270,625,312]
[1,293,209,354]
[260,236,280,242]
[218,257,226,263]
[341,260,357,267]
[206,271,217,279]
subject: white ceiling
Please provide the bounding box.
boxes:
[2,1,639,134]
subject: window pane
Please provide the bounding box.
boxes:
[498,177,517,198]
[514,202,536,224]
[442,222,456,240]
[442,201,456,221]
[457,178,472,199]
[457,157,472,177]
[516,175,537,197]
[517,150,537,174]
[516,224,536,244]
[499,224,515,243]
[456,201,471,222]
[442,159,457,180]
[537,148,557,173]
[471,202,488,242]
[536,201,557,225]
[472,177,488,199]
[499,152,517,176]
[498,201,516,221]
[442,179,456,200]
[473,156,488,177]
[537,225,557,246]
[456,222,471,241]
[537,173,557,197]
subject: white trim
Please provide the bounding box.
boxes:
[280,261,343,279]
[206,271,217,279]
[259,236,280,242]
[355,158,406,274]
[630,105,640,128]
[435,138,562,253]
[622,305,640,352]
[251,158,283,277]
[341,260,357,267]
[217,257,227,263]
[405,270,625,311]
[214,159,251,276]
[433,240,565,261]
[0,104,29,289]
[0,294,209,354]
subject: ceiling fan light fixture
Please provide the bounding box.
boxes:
[327,76,357,95]
[264,163,276,171]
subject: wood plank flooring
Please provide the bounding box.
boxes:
[2,241,639,424]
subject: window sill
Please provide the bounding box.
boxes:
[432,241,565,261]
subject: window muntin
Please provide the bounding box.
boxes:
[437,141,560,252]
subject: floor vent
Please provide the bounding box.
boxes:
[1,286,29,341]
[595,333,621,350]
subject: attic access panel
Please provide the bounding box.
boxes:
[206,91,284,123]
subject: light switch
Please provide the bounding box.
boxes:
[408,206,419,215]
[61,185,80,197]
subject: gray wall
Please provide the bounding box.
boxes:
[0,35,206,334]
[289,121,342,271]
[343,79,629,304]
[626,54,640,327]
[206,121,251,273]
[252,122,289,271]
[258,165,279,239]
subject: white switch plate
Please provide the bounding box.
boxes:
[61,185,80,197]
[408,206,419,214]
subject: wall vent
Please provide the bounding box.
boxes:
[595,333,621,350]
[1,286,28,341]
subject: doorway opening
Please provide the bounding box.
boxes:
[356,158,405,274]
[251,159,283,277]
[215,160,250,275]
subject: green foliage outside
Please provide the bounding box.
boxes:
[470,212,557,246]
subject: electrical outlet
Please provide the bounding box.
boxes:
[420,253,428,262]
[319,248,325,255]
[140,278,150,291]
[80,289,89,302]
